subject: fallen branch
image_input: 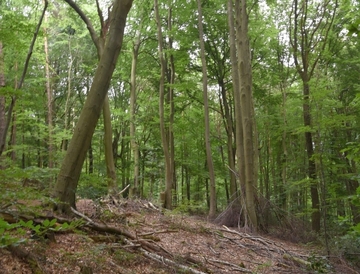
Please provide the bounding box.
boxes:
[119,184,130,195]
[138,229,178,236]
[206,258,252,273]
[283,253,311,267]
[123,239,207,274]
[71,207,135,240]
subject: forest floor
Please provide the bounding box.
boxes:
[0,197,359,274]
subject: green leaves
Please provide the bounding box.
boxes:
[347,18,360,36]
[0,218,26,248]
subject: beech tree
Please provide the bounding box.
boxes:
[289,0,338,232]
[53,0,133,213]
[63,0,118,193]
[153,0,169,209]
[196,0,217,219]
[227,0,258,230]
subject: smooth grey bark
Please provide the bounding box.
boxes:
[229,0,258,230]
[196,0,217,218]
[228,0,246,215]
[64,0,117,192]
[44,13,54,168]
[129,32,141,196]
[53,0,133,213]
[154,0,172,209]
[167,2,177,206]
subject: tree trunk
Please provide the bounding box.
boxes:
[167,3,177,207]
[62,38,74,152]
[303,81,321,232]
[103,95,117,193]
[0,42,7,162]
[196,0,217,219]
[219,79,237,201]
[154,0,172,209]
[64,0,118,192]
[53,0,133,213]
[228,0,247,221]
[289,0,337,232]
[235,0,258,230]
[129,32,141,197]
[44,19,54,168]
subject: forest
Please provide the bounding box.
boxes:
[1,0,360,272]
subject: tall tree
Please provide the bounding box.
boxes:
[53,0,133,213]
[43,10,54,168]
[0,42,6,161]
[63,0,118,192]
[154,0,172,209]
[197,0,217,218]
[129,30,141,196]
[229,0,258,230]
[289,0,337,232]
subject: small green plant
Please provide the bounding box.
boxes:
[334,225,360,265]
[77,174,107,199]
[21,218,84,238]
[306,253,332,273]
[113,249,140,266]
[0,218,27,248]
[173,200,207,215]
[0,217,84,248]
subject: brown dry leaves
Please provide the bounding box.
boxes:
[0,198,358,274]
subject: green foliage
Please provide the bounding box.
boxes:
[0,218,83,248]
[113,249,141,266]
[77,174,108,199]
[334,228,360,264]
[0,219,27,248]
[306,253,332,273]
[21,218,83,238]
[347,18,360,36]
[173,200,208,215]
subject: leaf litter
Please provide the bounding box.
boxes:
[0,198,358,274]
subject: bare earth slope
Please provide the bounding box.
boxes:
[0,198,358,274]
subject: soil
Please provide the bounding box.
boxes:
[0,198,359,274]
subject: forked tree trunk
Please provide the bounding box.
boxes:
[64,0,118,192]
[236,0,258,230]
[228,0,246,215]
[53,0,133,213]
[228,0,258,230]
[196,0,217,219]
[289,0,337,232]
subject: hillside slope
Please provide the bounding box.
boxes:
[0,198,358,274]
